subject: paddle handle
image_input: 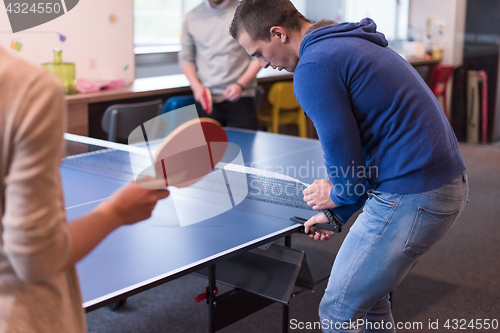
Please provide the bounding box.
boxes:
[290,215,342,233]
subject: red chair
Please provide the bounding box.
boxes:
[429,65,455,118]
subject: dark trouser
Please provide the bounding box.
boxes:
[195,97,258,130]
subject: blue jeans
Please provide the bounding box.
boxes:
[319,172,469,333]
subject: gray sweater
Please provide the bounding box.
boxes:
[179,0,257,100]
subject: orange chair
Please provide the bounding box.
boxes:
[429,65,455,118]
[257,81,307,138]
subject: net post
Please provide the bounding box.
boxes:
[208,264,217,333]
[282,235,291,333]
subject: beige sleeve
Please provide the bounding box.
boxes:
[2,72,71,282]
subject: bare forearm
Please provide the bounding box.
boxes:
[182,64,203,90]
[237,60,261,87]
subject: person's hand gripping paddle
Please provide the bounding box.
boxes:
[201,88,213,115]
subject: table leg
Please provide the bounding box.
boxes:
[208,264,217,333]
[282,235,292,333]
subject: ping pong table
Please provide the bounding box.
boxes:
[62,128,334,332]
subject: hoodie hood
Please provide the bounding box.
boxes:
[300,18,388,57]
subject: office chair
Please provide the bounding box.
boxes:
[164,90,264,115]
[254,86,265,113]
[101,99,163,142]
[161,95,199,135]
[162,95,196,114]
[430,64,455,118]
[257,81,307,138]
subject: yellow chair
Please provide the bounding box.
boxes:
[257,81,307,138]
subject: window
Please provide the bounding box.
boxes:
[344,0,409,41]
[301,0,409,42]
[134,0,203,48]
[134,0,409,51]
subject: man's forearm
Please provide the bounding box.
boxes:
[236,60,261,88]
[182,63,203,90]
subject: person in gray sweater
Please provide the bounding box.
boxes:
[179,0,261,129]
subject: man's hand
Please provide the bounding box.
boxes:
[304,212,335,241]
[190,83,210,111]
[303,179,337,210]
[223,83,243,102]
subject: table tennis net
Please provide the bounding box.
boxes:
[65,139,148,177]
[64,136,314,211]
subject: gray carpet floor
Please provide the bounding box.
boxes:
[86,143,500,332]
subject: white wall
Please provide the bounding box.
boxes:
[290,0,307,17]
[409,0,467,66]
[290,0,343,23]
[307,0,343,23]
[0,0,134,83]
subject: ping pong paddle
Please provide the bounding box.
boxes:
[153,118,227,188]
[201,88,213,115]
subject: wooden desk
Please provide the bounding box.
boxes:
[65,57,437,138]
[66,68,292,137]
[406,56,441,67]
[406,56,441,85]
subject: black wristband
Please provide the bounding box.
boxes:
[236,82,245,90]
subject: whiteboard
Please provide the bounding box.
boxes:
[0,0,134,83]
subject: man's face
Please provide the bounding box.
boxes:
[238,29,299,73]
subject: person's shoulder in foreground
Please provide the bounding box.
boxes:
[1,47,170,333]
[0,46,87,333]
[0,46,64,106]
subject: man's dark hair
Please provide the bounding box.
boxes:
[229,0,311,41]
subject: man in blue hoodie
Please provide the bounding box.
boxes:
[230,1,468,332]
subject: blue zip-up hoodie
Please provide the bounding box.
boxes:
[293,18,466,223]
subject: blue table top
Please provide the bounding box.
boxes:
[62,129,325,309]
